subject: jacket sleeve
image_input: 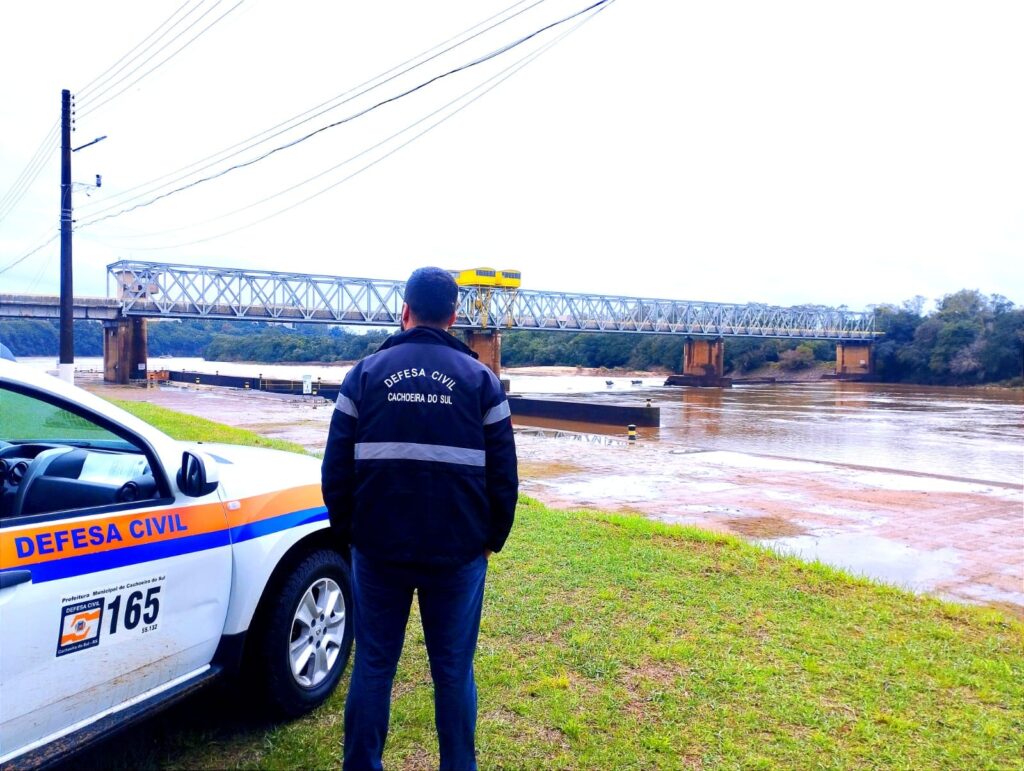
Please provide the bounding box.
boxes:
[481,377,518,552]
[321,366,362,546]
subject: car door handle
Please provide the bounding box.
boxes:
[0,570,32,589]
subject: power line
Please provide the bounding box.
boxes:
[0,3,224,228]
[77,0,246,119]
[75,0,197,99]
[0,123,59,225]
[76,1,213,109]
[90,0,615,250]
[112,18,576,240]
[0,3,238,280]
[76,0,613,230]
[0,122,58,210]
[0,141,56,224]
[25,251,57,293]
[76,0,544,216]
[0,232,59,276]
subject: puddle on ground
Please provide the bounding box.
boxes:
[804,504,887,524]
[761,489,807,503]
[832,469,1014,495]
[548,474,682,502]
[761,532,962,591]
[674,504,746,516]
[694,451,829,474]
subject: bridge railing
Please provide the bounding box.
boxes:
[107,260,877,340]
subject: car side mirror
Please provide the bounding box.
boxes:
[177,450,219,498]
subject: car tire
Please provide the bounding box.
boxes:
[248,548,353,718]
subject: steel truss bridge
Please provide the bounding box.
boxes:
[107,260,878,340]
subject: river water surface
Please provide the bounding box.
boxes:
[541,379,1022,486]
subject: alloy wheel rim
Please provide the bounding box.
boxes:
[289,577,345,688]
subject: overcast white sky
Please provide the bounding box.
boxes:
[1,0,1022,311]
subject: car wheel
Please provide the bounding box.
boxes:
[249,548,353,718]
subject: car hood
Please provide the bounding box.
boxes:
[181,442,322,500]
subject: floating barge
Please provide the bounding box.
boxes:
[663,374,733,388]
[157,370,660,428]
[507,395,659,427]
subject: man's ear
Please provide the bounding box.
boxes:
[444,309,457,330]
[401,303,412,330]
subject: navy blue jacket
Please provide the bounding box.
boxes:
[321,327,518,567]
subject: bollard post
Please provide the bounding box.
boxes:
[628,424,637,442]
[646,398,652,408]
[244,381,250,390]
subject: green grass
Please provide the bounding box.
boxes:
[110,399,310,455]
[77,405,1023,770]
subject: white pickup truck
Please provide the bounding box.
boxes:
[0,360,351,768]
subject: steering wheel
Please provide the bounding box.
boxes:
[10,447,75,519]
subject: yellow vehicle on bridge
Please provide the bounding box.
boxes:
[497,269,521,288]
[451,268,521,289]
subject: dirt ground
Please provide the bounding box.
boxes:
[90,378,1024,617]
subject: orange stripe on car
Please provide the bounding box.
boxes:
[0,484,323,570]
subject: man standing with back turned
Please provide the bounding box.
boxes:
[322,267,518,771]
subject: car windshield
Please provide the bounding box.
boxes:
[0,387,136,450]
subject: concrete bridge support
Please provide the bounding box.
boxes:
[683,338,724,378]
[464,330,502,377]
[665,337,731,387]
[835,342,874,377]
[103,317,148,384]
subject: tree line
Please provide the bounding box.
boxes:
[501,330,839,374]
[203,325,390,363]
[503,290,1023,384]
[870,290,1023,384]
[2,290,1020,385]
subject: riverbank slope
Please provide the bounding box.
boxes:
[80,400,1023,770]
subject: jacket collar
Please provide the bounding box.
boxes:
[377,326,479,359]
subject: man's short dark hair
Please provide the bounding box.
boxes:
[404,267,459,325]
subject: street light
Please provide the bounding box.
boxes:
[73,135,107,153]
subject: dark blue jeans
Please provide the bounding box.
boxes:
[343,549,488,771]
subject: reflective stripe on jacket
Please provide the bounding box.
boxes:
[321,326,518,567]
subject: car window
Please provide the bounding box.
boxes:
[1,388,135,448]
[1,385,163,522]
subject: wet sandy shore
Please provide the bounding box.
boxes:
[92,379,1024,615]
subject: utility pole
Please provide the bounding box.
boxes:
[58,89,73,384]
[57,89,105,385]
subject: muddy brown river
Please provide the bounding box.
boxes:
[537,379,1023,486]
[24,358,1024,615]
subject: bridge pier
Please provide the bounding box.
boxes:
[683,338,724,378]
[835,342,874,378]
[103,318,148,384]
[464,330,502,377]
[665,337,732,387]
